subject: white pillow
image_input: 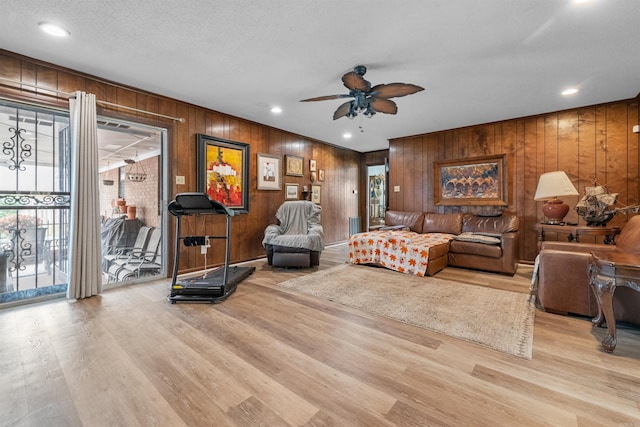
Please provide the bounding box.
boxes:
[453,232,501,245]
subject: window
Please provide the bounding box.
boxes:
[0,101,71,301]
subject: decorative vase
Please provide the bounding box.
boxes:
[117,199,127,213]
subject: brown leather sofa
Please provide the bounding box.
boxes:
[383,210,520,275]
[537,215,640,324]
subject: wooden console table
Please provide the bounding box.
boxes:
[588,253,640,352]
[535,224,620,251]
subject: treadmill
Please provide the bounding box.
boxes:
[167,192,255,303]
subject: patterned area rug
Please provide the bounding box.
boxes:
[278,263,535,359]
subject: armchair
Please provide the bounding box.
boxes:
[262,201,324,268]
[537,215,640,324]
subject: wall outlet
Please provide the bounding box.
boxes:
[176,175,185,185]
[633,124,639,133]
[394,185,400,192]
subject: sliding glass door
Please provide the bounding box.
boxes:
[0,101,167,304]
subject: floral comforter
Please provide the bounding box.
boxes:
[348,230,455,276]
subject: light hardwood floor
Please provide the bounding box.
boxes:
[2,243,640,426]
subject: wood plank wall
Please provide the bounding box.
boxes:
[388,98,640,262]
[0,50,361,275]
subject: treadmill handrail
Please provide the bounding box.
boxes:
[168,192,235,217]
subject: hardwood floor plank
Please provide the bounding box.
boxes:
[2,243,640,426]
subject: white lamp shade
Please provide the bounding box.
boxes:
[534,171,579,201]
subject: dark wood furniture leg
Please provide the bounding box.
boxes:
[588,253,640,353]
[589,269,617,352]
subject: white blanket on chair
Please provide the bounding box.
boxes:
[262,201,324,252]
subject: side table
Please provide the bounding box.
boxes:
[588,252,640,352]
[535,223,620,251]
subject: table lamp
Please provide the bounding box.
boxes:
[534,171,579,224]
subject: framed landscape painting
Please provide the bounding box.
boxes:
[197,134,250,213]
[285,183,299,200]
[434,154,507,206]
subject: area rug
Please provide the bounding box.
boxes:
[277,263,535,359]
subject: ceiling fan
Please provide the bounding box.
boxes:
[300,65,424,120]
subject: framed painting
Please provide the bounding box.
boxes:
[257,153,282,190]
[434,154,507,206]
[311,184,321,204]
[318,169,325,181]
[285,183,299,200]
[309,159,317,172]
[197,134,250,213]
[285,155,304,176]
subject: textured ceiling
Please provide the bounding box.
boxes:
[1,0,639,153]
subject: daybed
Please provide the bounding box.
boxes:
[349,210,519,276]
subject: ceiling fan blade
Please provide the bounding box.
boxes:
[370,83,424,99]
[370,97,398,115]
[333,101,353,120]
[342,72,371,92]
[300,94,348,102]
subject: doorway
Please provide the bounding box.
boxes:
[367,164,386,230]
[96,118,166,288]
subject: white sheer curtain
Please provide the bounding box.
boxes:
[67,91,102,299]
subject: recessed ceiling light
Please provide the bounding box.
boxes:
[343,132,352,139]
[562,87,579,96]
[38,22,70,37]
[270,106,282,114]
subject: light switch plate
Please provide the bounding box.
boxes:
[394,186,400,192]
[176,175,185,185]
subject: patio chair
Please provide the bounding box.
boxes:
[103,225,151,271]
[107,227,161,282]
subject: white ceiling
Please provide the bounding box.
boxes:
[1,0,639,154]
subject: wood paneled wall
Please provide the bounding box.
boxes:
[389,99,640,262]
[0,50,361,275]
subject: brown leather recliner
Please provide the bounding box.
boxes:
[537,215,640,324]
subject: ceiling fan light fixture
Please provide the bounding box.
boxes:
[364,105,376,118]
[301,65,424,120]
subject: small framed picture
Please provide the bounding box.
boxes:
[310,171,317,183]
[285,155,304,176]
[311,184,321,204]
[309,159,317,172]
[285,183,299,200]
[257,153,282,190]
[318,169,325,181]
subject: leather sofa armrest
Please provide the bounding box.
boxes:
[540,241,617,255]
[500,232,519,271]
[538,248,598,316]
[501,232,518,249]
